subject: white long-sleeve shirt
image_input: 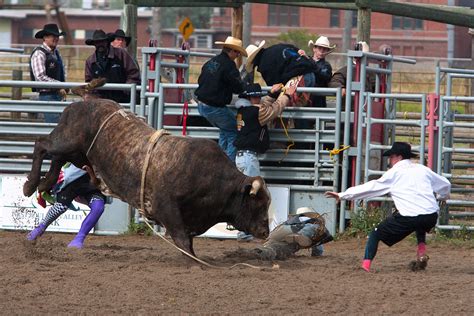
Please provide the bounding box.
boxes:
[339,159,451,217]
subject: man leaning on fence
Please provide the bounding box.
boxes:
[194,36,247,162]
[84,29,140,103]
[29,23,67,123]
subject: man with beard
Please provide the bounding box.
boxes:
[84,29,140,103]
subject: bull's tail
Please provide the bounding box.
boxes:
[71,78,107,100]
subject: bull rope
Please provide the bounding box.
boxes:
[140,129,169,212]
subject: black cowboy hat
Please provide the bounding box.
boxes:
[108,29,131,47]
[85,29,114,45]
[35,24,65,39]
[382,142,418,159]
[238,83,268,98]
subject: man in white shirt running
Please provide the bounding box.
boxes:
[325,142,451,272]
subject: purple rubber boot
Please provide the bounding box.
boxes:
[68,199,104,249]
[27,223,47,241]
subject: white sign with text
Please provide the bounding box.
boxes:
[0,175,90,233]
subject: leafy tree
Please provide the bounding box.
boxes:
[268,29,320,54]
[161,7,212,29]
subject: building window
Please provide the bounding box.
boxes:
[392,16,424,30]
[330,9,340,27]
[268,4,300,27]
[85,30,95,39]
[352,13,358,28]
[21,28,34,39]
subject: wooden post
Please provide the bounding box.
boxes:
[232,5,243,68]
[242,3,252,47]
[11,70,22,120]
[123,3,138,60]
[356,7,371,44]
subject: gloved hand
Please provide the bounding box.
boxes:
[59,89,67,100]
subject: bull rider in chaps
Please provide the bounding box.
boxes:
[194,36,247,162]
[84,29,140,103]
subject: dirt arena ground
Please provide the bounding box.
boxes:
[0,230,472,315]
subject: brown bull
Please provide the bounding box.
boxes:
[23,97,270,256]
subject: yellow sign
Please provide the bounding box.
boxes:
[178,17,194,41]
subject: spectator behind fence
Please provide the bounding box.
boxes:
[299,36,335,108]
[328,41,376,99]
[84,29,140,103]
[108,29,131,49]
[29,23,67,123]
[194,36,247,162]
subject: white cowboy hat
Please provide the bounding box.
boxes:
[244,40,266,72]
[215,36,247,57]
[357,41,370,53]
[308,36,336,52]
[296,207,314,214]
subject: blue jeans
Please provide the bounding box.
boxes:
[235,151,260,176]
[39,93,62,123]
[198,102,237,161]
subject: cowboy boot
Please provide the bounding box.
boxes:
[68,199,104,249]
[26,223,47,241]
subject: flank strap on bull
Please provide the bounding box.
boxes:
[140,129,170,215]
[86,109,130,157]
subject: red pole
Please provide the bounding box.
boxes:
[148,39,157,93]
[427,93,439,170]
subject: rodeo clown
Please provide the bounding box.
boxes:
[27,164,105,249]
[325,142,451,272]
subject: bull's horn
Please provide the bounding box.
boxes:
[249,179,261,196]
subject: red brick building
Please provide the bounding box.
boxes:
[0,9,152,47]
[205,0,472,58]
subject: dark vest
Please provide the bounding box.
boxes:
[91,53,129,103]
[29,46,65,92]
[234,106,270,154]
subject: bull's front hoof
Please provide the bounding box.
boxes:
[23,181,36,197]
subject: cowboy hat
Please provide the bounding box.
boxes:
[215,36,247,57]
[108,29,131,47]
[85,29,114,45]
[35,24,65,39]
[296,207,314,214]
[244,40,265,72]
[355,41,370,53]
[308,36,336,52]
[382,142,418,159]
[238,83,267,98]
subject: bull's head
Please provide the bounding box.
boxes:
[236,176,271,239]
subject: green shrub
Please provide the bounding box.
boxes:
[347,207,387,237]
[126,222,154,236]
